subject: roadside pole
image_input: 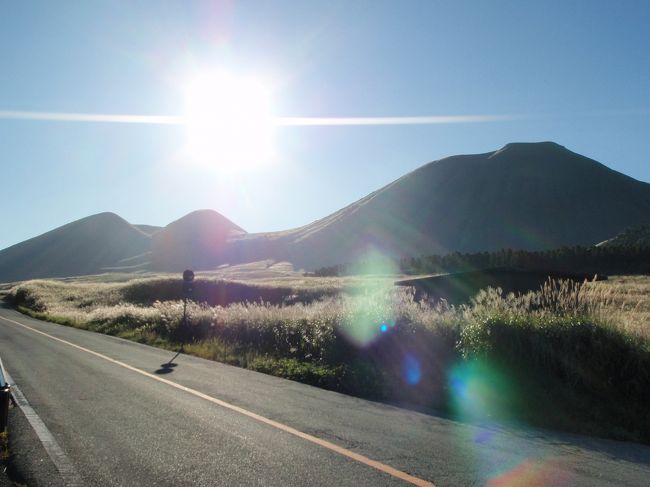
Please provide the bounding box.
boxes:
[0,356,11,432]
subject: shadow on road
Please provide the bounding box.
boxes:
[154,349,182,375]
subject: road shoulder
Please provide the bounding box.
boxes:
[7,404,63,487]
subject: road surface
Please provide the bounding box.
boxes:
[1,304,649,486]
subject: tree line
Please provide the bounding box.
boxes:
[312,244,650,277]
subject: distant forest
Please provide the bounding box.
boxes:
[312,244,650,277]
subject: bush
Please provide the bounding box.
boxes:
[7,284,47,311]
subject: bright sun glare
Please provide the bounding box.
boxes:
[183,70,274,171]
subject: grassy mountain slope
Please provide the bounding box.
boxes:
[133,224,163,236]
[0,212,150,282]
[151,209,246,272]
[597,225,650,248]
[230,142,650,269]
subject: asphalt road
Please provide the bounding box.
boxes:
[1,305,649,487]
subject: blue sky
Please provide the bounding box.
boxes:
[1,0,649,250]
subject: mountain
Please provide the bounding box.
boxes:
[597,225,650,248]
[150,210,246,272]
[227,142,650,269]
[0,212,150,282]
[2,141,650,281]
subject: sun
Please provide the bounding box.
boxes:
[183,70,275,171]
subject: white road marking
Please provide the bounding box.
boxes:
[1,314,436,486]
[4,370,84,486]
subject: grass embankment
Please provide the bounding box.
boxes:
[6,276,650,443]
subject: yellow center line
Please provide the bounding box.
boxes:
[1,315,436,487]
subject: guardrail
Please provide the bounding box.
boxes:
[0,356,10,432]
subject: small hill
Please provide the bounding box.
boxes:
[597,225,650,248]
[229,142,650,269]
[150,209,246,272]
[0,212,151,282]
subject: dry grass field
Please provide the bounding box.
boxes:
[4,264,650,443]
[584,275,650,338]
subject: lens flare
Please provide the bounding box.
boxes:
[449,362,575,486]
[403,354,422,385]
[449,359,523,421]
[339,248,399,347]
[486,457,573,487]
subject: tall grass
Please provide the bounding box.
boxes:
[6,275,650,442]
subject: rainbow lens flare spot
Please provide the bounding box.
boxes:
[448,359,520,421]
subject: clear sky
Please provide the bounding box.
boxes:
[1,0,649,250]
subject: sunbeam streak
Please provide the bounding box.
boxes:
[0,110,182,125]
[0,110,522,126]
[274,114,523,125]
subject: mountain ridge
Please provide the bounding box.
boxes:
[2,142,650,281]
[226,141,650,268]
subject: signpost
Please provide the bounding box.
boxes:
[159,270,194,370]
[182,269,194,331]
[182,269,195,295]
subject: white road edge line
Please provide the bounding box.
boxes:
[4,370,84,487]
[1,314,436,487]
